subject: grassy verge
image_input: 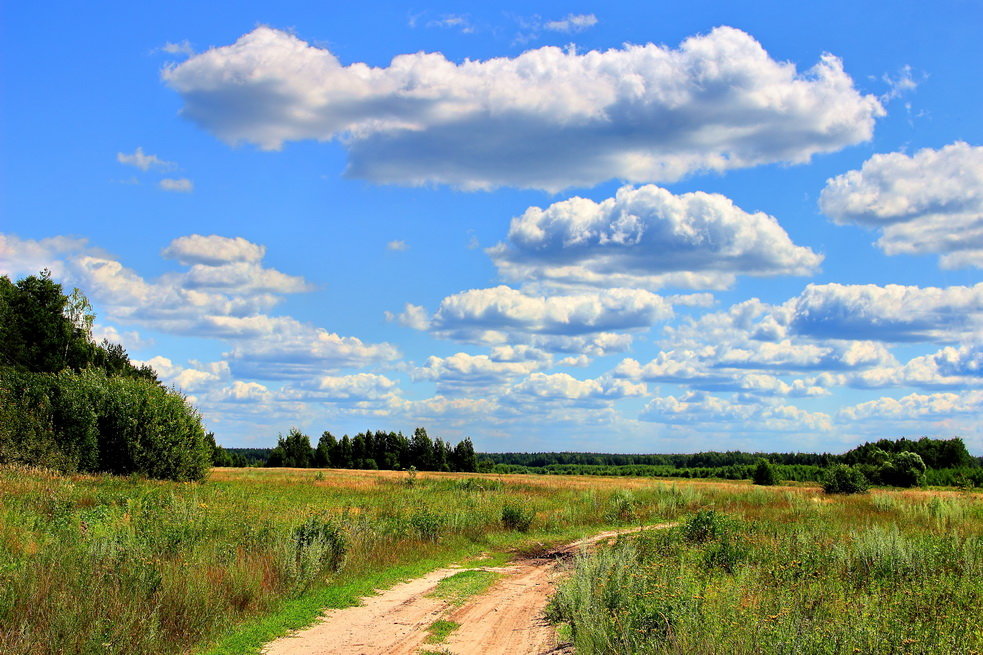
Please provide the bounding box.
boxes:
[548,494,983,654]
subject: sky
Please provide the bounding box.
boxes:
[1,1,981,454]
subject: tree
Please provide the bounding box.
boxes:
[452,438,478,472]
[410,427,435,470]
[822,464,869,494]
[879,451,927,487]
[751,459,779,486]
[273,428,314,468]
[315,431,337,468]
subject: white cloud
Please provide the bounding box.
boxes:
[839,389,983,421]
[117,147,175,172]
[2,234,398,382]
[789,282,983,342]
[411,351,547,394]
[491,185,822,289]
[544,13,598,33]
[386,303,431,330]
[820,142,983,268]
[386,240,409,251]
[160,177,194,193]
[164,26,882,191]
[433,285,673,335]
[160,40,195,57]
[163,234,266,266]
[506,372,645,404]
[879,65,920,103]
[851,344,983,390]
[292,373,398,401]
[640,391,833,432]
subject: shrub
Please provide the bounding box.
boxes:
[823,464,870,494]
[751,459,779,486]
[878,452,927,488]
[291,516,347,574]
[605,490,637,523]
[410,509,445,542]
[501,502,534,532]
[682,510,728,543]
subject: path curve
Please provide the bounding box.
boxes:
[262,525,672,655]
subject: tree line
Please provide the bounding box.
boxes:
[0,272,211,481]
[222,427,479,472]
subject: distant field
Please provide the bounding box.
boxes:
[1,466,980,654]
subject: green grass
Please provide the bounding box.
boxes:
[426,619,460,643]
[0,465,675,654]
[426,569,502,606]
[548,491,983,654]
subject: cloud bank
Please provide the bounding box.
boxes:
[164,26,882,190]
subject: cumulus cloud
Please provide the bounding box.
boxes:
[163,234,266,265]
[412,352,547,394]
[839,389,983,421]
[851,344,983,390]
[491,185,822,289]
[160,178,194,193]
[2,233,398,382]
[164,26,882,191]
[420,286,674,352]
[117,147,175,172]
[789,282,983,342]
[544,13,598,33]
[640,391,833,431]
[160,40,195,57]
[387,240,409,252]
[289,373,398,401]
[820,142,983,268]
[506,372,645,404]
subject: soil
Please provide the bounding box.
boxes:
[262,525,671,655]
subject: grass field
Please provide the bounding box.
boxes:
[1,465,980,654]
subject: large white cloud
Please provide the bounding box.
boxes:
[851,344,983,390]
[430,285,674,336]
[491,185,822,289]
[164,26,882,191]
[839,389,983,421]
[789,282,983,342]
[820,142,983,268]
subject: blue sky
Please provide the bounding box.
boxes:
[2,1,981,454]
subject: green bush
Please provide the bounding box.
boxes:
[410,508,445,542]
[751,459,779,486]
[682,509,729,543]
[822,464,870,494]
[291,516,347,574]
[501,502,534,532]
[605,489,638,523]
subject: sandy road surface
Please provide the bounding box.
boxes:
[262,525,671,655]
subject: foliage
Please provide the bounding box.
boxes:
[0,272,208,481]
[501,502,534,532]
[549,497,983,654]
[751,458,779,486]
[822,464,870,494]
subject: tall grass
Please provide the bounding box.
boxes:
[548,485,983,654]
[0,465,687,654]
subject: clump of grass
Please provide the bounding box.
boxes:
[605,489,637,523]
[426,569,501,606]
[425,619,460,643]
[501,502,534,532]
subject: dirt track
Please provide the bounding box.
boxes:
[262,526,669,655]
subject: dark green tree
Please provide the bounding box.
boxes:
[315,431,337,468]
[751,459,779,486]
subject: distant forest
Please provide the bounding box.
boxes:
[216,427,477,472]
[221,436,982,488]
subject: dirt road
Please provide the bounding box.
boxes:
[262,526,669,655]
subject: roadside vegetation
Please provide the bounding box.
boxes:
[0,466,673,654]
[548,487,983,654]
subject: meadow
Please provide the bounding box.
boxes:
[1,465,980,654]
